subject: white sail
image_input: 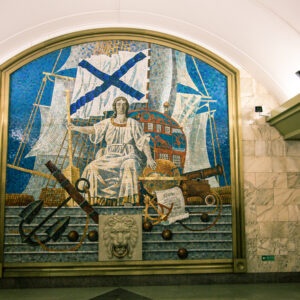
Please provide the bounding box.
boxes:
[25,78,73,157]
[172,93,202,126]
[23,77,75,198]
[183,111,218,187]
[35,104,50,140]
[175,51,199,92]
[70,50,149,119]
[173,51,219,187]
[172,51,202,124]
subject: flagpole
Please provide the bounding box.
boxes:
[63,90,80,206]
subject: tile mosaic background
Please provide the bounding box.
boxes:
[240,68,300,272]
[3,42,233,264]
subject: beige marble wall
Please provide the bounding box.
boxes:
[240,69,300,272]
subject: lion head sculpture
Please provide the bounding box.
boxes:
[103,215,138,259]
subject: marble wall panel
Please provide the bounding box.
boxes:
[288,205,299,221]
[255,189,273,206]
[251,125,271,141]
[271,222,289,238]
[273,205,289,222]
[244,189,257,223]
[246,238,258,255]
[244,172,256,187]
[288,222,300,241]
[257,238,274,255]
[274,189,300,206]
[240,68,300,273]
[271,139,286,156]
[272,157,287,172]
[258,94,281,113]
[243,141,255,156]
[273,173,288,188]
[246,254,262,272]
[287,173,300,188]
[255,141,271,156]
[244,157,272,173]
[258,222,273,238]
[286,141,300,156]
[245,222,259,239]
[256,203,274,222]
[286,158,300,172]
[273,238,289,255]
[287,256,300,272]
[255,172,287,189]
[254,115,268,125]
[287,240,296,252]
[270,127,281,140]
[242,123,259,141]
[276,255,289,270]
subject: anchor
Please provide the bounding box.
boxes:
[19,196,72,246]
[19,160,97,246]
[143,195,174,225]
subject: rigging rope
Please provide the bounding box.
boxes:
[212,115,228,186]
[178,190,223,232]
[34,214,89,252]
[13,49,63,167]
[13,77,46,166]
[192,56,209,97]
[207,106,219,184]
[16,78,47,166]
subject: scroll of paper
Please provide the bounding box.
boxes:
[155,186,189,225]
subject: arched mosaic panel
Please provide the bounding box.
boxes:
[0,29,245,276]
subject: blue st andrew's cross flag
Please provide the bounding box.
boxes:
[70,50,149,118]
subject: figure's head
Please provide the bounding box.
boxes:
[112,96,129,117]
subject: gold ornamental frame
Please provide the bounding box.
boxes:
[0,28,245,277]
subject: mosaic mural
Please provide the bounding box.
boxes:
[4,40,232,263]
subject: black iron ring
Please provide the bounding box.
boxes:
[75,178,90,193]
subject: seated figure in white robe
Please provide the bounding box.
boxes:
[70,96,156,205]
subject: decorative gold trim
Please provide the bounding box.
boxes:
[229,69,246,265]
[110,118,127,127]
[0,28,238,74]
[4,259,233,277]
[0,65,9,278]
[0,28,245,277]
[233,258,247,273]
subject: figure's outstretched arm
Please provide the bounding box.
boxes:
[69,123,94,135]
[143,142,157,170]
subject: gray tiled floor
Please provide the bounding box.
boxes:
[0,283,299,300]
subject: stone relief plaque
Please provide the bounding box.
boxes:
[98,214,142,261]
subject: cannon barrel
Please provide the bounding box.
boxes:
[183,165,223,180]
[45,160,98,224]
